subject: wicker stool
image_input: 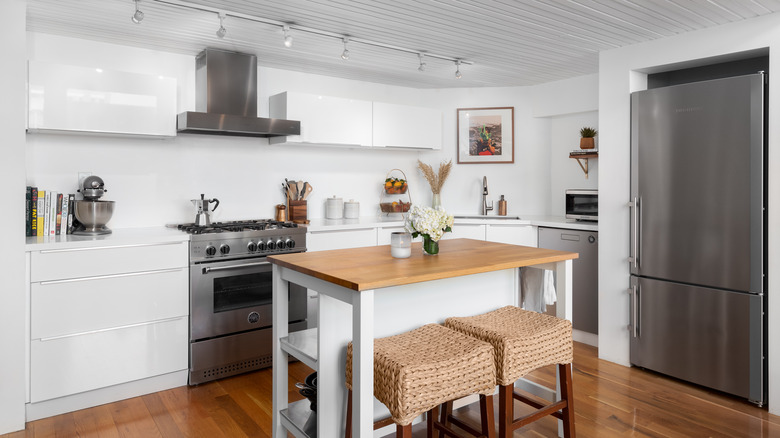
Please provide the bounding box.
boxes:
[445,306,575,438]
[345,323,497,438]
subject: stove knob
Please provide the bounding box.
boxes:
[257,240,267,251]
[285,238,295,249]
[267,240,276,250]
[219,244,230,255]
[247,241,257,252]
[205,245,217,256]
[276,239,286,249]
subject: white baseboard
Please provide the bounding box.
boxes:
[573,329,598,347]
[26,370,187,422]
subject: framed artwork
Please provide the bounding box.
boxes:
[456,107,514,164]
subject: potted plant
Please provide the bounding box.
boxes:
[580,127,597,150]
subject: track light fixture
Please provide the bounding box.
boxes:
[282,25,293,48]
[341,38,350,60]
[216,13,227,38]
[137,1,474,76]
[131,0,144,24]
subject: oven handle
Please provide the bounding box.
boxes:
[203,261,270,274]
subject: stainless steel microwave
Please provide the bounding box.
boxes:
[565,189,598,221]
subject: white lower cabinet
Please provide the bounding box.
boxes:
[28,241,189,404]
[30,316,187,403]
[377,226,407,245]
[486,224,538,247]
[306,228,377,252]
[441,224,486,241]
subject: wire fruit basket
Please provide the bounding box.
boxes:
[380,169,411,213]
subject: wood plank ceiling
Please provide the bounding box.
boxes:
[26,0,780,88]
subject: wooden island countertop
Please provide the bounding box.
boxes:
[267,238,578,291]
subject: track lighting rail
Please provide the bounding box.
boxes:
[149,0,473,69]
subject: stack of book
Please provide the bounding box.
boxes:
[25,187,76,237]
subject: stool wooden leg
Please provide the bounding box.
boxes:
[439,401,453,438]
[398,424,413,437]
[498,385,512,438]
[559,363,576,438]
[428,405,440,438]
[345,389,353,438]
[480,394,496,438]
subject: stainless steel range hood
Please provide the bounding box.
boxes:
[177,49,300,137]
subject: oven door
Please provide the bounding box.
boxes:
[190,257,306,341]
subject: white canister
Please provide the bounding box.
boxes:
[325,196,344,219]
[344,199,360,219]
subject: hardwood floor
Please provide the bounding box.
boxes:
[3,342,779,437]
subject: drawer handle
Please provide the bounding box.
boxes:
[39,241,186,254]
[38,316,185,342]
[38,268,185,285]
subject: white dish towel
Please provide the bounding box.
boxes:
[520,267,557,313]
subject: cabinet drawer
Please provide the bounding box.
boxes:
[30,316,188,403]
[307,228,376,251]
[377,226,407,245]
[31,268,188,340]
[486,225,538,247]
[31,241,188,282]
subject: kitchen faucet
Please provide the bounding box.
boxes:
[482,176,493,215]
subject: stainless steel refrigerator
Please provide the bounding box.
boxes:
[629,73,765,405]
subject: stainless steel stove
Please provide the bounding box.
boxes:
[177,219,308,385]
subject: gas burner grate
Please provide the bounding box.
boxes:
[176,219,298,234]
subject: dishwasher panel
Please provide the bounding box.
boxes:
[538,227,598,334]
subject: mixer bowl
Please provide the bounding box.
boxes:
[74,200,115,233]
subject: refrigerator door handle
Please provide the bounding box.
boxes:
[628,284,639,338]
[628,197,640,268]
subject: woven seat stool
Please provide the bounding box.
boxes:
[445,306,575,438]
[345,323,497,438]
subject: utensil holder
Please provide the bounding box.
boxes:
[288,199,308,224]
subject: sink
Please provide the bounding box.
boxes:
[454,215,521,220]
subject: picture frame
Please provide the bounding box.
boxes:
[456,107,515,164]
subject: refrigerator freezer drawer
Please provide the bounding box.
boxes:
[630,276,763,404]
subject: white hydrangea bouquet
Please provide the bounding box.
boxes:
[404,205,454,255]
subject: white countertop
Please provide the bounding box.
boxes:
[24,216,596,252]
[306,214,597,232]
[24,226,189,251]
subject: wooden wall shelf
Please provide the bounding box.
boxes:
[569,152,598,178]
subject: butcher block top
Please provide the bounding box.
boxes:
[267,238,578,291]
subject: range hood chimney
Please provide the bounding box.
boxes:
[177,49,300,137]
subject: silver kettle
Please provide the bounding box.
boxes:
[191,194,220,226]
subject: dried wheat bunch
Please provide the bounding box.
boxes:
[417,159,452,194]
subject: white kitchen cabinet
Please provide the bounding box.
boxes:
[377,225,407,245]
[441,224,486,241]
[306,227,377,251]
[486,224,538,247]
[372,102,442,150]
[269,92,372,147]
[30,317,187,403]
[28,241,189,404]
[27,61,177,137]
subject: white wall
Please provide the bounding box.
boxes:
[25,33,564,227]
[0,1,28,434]
[549,112,599,216]
[598,12,780,414]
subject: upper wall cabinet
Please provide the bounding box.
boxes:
[372,102,442,150]
[269,91,441,150]
[269,92,373,147]
[27,61,177,137]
